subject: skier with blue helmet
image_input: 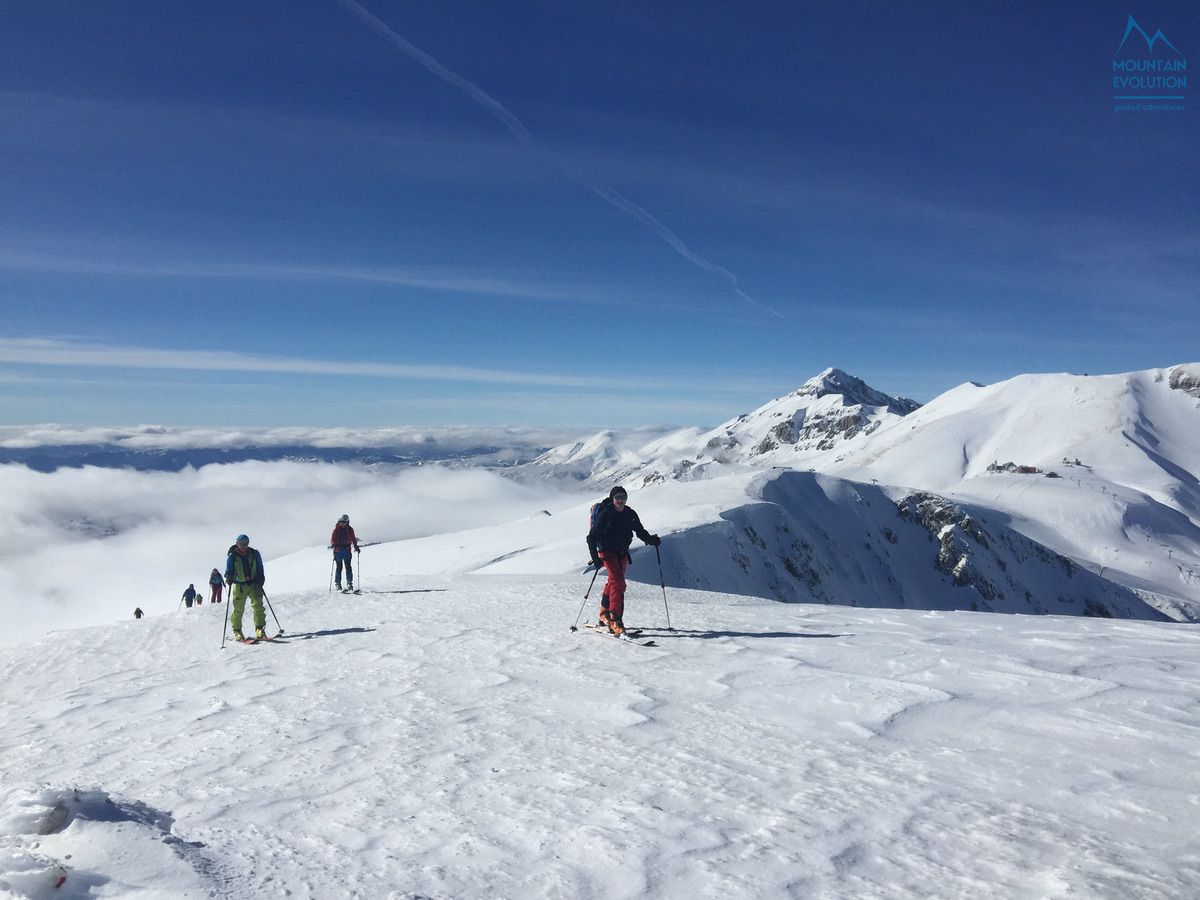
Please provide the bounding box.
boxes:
[225,534,266,641]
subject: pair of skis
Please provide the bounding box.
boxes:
[583,622,657,647]
[236,632,285,645]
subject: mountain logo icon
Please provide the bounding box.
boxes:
[1114,14,1183,56]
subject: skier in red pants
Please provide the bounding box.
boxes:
[586,486,660,636]
[209,568,224,603]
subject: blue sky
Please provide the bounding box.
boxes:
[1,0,1196,428]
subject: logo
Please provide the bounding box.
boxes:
[1112,15,1187,112]
[1115,15,1182,55]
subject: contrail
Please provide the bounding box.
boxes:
[334,0,781,318]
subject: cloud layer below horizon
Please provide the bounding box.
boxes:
[0,461,589,647]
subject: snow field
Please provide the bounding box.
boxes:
[2,577,1199,898]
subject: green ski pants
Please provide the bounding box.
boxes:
[230,583,266,634]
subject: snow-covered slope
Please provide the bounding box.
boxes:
[525,368,919,485]
[831,365,1200,508]
[522,425,687,482]
[660,471,1163,619]
[828,364,1200,615]
[2,576,1198,898]
[269,469,1165,621]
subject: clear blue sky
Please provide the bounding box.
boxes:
[1,1,1196,428]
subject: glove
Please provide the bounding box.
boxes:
[354,546,361,553]
[590,552,603,570]
[225,576,233,586]
[327,544,333,550]
[647,534,661,546]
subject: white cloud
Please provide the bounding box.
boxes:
[0,338,604,388]
[0,423,580,451]
[0,247,596,303]
[0,461,590,646]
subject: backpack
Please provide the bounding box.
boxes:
[589,498,610,531]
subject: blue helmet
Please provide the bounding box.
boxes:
[235,534,249,544]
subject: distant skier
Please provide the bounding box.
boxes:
[586,486,660,636]
[181,584,197,609]
[134,607,143,619]
[209,567,224,604]
[329,514,361,592]
[225,534,267,641]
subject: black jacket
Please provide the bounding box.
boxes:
[587,500,653,557]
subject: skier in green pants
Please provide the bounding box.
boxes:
[224,534,266,641]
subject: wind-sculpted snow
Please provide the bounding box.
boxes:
[1,578,1197,897]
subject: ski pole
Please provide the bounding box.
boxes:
[329,557,335,593]
[262,588,284,636]
[655,545,673,631]
[569,565,601,632]
[219,581,232,648]
[355,547,362,591]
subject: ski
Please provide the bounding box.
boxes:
[584,623,644,638]
[583,623,656,646]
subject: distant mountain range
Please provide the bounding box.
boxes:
[7,364,1199,621]
[526,368,921,484]
[514,363,1200,620]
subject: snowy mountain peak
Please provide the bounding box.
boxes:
[526,369,921,486]
[796,367,921,416]
[711,369,920,464]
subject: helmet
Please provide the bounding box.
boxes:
[338,514,349,523]
[235,534,249,544]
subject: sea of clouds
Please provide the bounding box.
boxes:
[0,461,588,647]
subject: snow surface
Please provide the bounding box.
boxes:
[2,574,1199,898]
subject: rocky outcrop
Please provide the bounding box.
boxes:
[1168,365,1200,399]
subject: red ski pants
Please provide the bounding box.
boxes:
[599,551,629,620]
